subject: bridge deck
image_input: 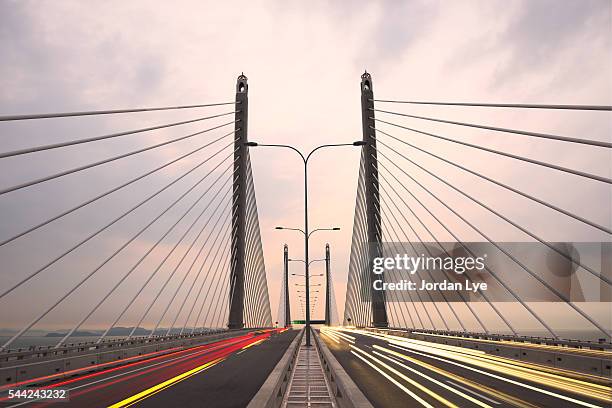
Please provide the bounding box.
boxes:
[0,329,297,408]
[319,327,610,408]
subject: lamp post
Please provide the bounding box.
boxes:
[247,141,364,346]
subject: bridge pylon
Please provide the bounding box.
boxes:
[284,244,291,326]
[360,72,388,328]
[228,73,249,329]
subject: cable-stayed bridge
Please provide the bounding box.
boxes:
[0,73,610,407]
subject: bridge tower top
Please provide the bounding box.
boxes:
[360,71,373,92]
[237,73,248,94]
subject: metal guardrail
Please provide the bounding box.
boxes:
[382,327,612,350]
[364,328,612,377]
[0,328,272,364]
[0,329,262,386]
[247,328,304,408]
[282,332,335,406]
[313,329,373,408]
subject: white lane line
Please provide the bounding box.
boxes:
[446,381,501,405]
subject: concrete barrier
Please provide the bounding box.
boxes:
[1,329,256,386]
[246,328,304,408]
[314,330,373,408]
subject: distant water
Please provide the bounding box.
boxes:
[508,329,609,342]
[0,336,129,351]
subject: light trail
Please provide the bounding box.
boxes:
[372,346,538,408]
[0,333,254,392]
[5,345,236,408]
[324,328,610,407]
[383,339,611,402]
[3,331,273,407]
[330,329,355,343]
[320,330,341,344]
[320,327,354,344]
[241,338,267,350]
[350,349,435,408]
[445,381,501,405]
[410,331,612,358]
[107,357,225,407]
[0,345,181,391]
[352,345,459,407]
[41,335,248,390]
[371,350,495,407]
[337,327,611,400]
[106,331,280,407]
[387,343,606,408]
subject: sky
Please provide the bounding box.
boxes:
[0,0,610,335]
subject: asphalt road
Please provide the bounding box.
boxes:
[319,327,611,408]
[1,328,297,408]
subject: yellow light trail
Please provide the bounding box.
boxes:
[387,343,606,408]
[352,345,458,408]
[108,357,224,408]
[384,339,611,402]
[350,349,435,408]
[337,328,611,406]
[371,350,494,408]
[320,329,341,343]
[393,335,608,393]
[373,346,539,408]
[329,328,355,340]
[341,328,611,399]
[241,338,266,350]
[321,327,354,344]
[410,331,612,359]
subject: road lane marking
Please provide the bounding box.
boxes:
[445,381,500,405]
[107,357,224,408]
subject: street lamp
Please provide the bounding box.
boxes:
[288,258,326,267]
[275,226,341,239]
[292,273,323,277]
[248,141,363,346]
